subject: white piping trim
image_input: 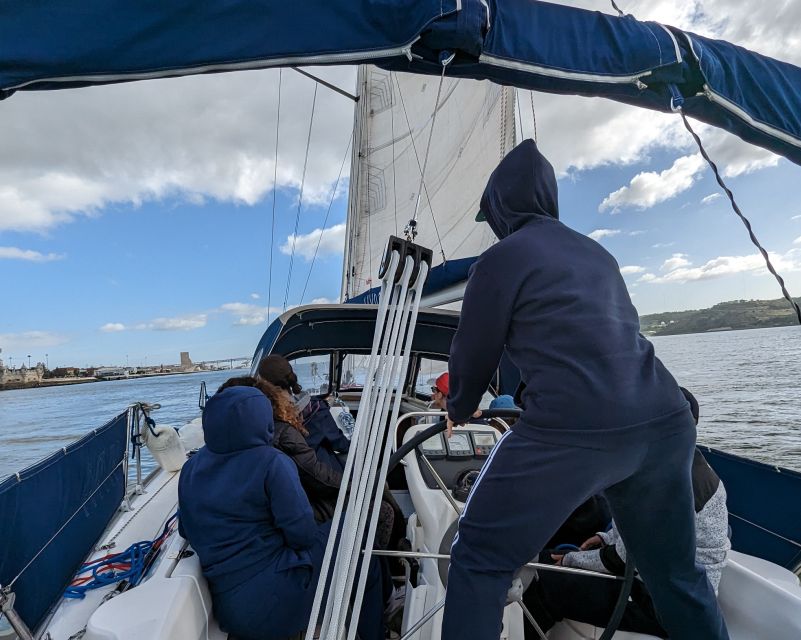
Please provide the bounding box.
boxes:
[457,428,514,523]
[479,0,491,31]
[702,85,801,150]
[6,45,414,92]
[479,53,652,85]
[684,34,800,151]
[657,23,682,63]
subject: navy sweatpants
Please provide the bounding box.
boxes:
[442,423,728,640]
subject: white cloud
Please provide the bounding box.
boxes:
[567,1,801,66]
[0,67,356,233]
[588,228,621,241]
[100,323,126,333]
[0,246,64,262]
[701,193,722,205]
[310,297,336,305]
[136,314,207,331]
[696,126,781,177]
[600,154,706,213]
[639,249,801,284]
[0,331,68,350]
[250,293,260,300]
[661,253,692,272]
[652,242,675,249]
[620,265,646,275]
[220,302,282,326]
[280,223,346,261]
[792,215,801,221]
[794,236,801,245]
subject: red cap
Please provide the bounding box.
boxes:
[434,372,449,395]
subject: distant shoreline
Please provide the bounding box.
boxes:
[640,296,801,337]
[0,368,242,392]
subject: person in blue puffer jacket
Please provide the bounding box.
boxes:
[178,385,384,640]
[179,386,324,639]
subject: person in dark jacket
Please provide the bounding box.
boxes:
[218,376,343,524]
[258,355,350,472]
[178,386,326,640]
[179,385,385,640]
[441,140,728,640]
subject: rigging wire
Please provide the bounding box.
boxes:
[267,69,282,325]
[516,89,524,141]
[283,82,319,311]
[300,133,353,304]
[393,73,447,261]
[609,0,625,18]
[679,112,801,325]
[409,56,453,239]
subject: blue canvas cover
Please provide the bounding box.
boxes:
[701,446,801,571]
[0,0,456,97]
[675,31,801,165]
[0,412,128,631]
[347,256,477,305]
[1,2,801,175]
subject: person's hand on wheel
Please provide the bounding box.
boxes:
[446,410,482,438]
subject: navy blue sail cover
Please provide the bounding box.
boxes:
[0,0,456,96]
[702,446,801,571]
[1,1,799,167]
[0,412,128,630]
[347,256,477,304]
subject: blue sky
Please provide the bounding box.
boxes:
[1,1,801,368]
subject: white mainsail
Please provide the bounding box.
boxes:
[341,66,516,302]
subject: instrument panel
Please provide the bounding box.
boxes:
[413,429,499,493]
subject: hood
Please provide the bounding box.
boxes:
[202,386,274,454]
[478,139,559,240]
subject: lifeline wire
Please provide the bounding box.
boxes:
[680,112,801,325]
[267,69,282,325]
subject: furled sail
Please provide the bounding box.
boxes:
[342,67,515,302]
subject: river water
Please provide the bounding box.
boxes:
[1,326,799,481]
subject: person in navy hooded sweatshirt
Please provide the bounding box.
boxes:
[441,140,729,640]
[178,385,384,640]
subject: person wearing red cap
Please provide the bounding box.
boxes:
[430,372,449,411]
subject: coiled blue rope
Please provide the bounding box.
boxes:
[64,513,178,599]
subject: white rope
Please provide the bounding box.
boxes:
[334,258,416,634]
[310,249,428,639]
[347,261,429,640]
[324,257,415,635]
[305,251,401,640]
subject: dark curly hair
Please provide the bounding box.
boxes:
[217,375,306,435]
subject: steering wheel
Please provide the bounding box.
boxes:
[387,408,522,473]
[384,406,634,640]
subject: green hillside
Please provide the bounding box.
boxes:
[640,297,801,336]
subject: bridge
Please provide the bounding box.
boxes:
[196,357,252,369]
